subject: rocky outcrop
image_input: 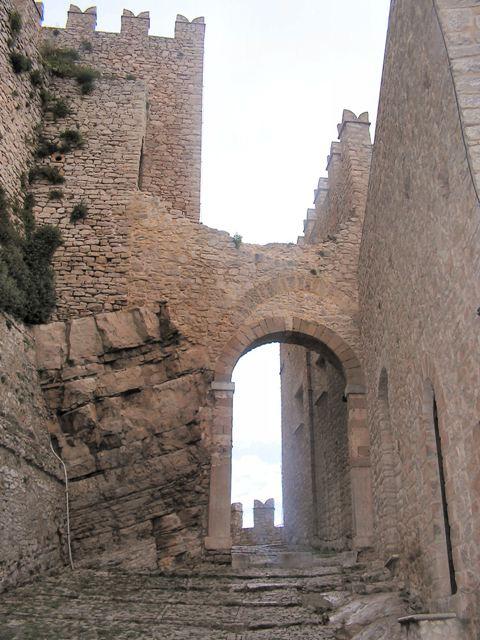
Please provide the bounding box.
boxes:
[33,303,213,570]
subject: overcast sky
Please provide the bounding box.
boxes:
[44,0,391,528]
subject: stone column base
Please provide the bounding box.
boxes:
[398,613,463,639]
[204,536,232,550]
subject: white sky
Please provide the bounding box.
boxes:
[43,0,391,528]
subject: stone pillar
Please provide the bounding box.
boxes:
[205,381,235,551]
[347,391,374,548]
[398,613,463,639]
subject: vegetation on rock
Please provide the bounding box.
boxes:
[232,233,242,248]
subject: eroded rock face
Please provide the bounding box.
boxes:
[34,304,213,570]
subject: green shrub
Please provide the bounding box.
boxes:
[59,128,84,151]
[48,189,64,201]
[29,165,65,185]
[39,88,52,107]
[29,69,43,86]
[41,45,99,94]
[35,137,59,158]
[0,189,62,324]
[70,202,88,223]
[10,51,32,74]
[8,10,22,36]
[50,97,72,119]
[75,66,99,94]
[41,45,79,77]
[232,233,242,248]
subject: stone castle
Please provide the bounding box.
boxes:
[0,0,479,638]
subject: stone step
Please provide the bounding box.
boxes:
[0,554,411,640]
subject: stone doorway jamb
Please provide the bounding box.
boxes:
[204,381,235,551]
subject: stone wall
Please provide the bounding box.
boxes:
[0,312,65,592]
[280,344,313,546]
[310,350,351,550]
[33,303,212,569]
[299,110,372,246]
[31,74,147,317]
[359,0,480,634]
[0,0,43,201]
[280,344,351,550]
[42,7,204,222]
[126,190,364,369]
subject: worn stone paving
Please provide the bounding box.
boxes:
[0,549,410,639]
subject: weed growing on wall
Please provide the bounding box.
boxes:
[8,10,22,36]
[48,189,64,201]
[29,69,43,86]
[10,52,32,74]
[29,165,65,185]
[0,189,62,323]
[39,92,72,120]
[48,190,63,201]
[59,129,84,152]
[70,202,88,223]
[41,44,99,94]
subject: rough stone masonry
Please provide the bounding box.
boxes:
[0,1,479,639]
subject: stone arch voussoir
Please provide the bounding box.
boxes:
[213,314,365,390]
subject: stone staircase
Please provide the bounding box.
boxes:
[0,547,411,639]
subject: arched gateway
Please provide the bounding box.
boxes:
[205,315,374,553]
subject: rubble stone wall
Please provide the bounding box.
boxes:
[359,0,480,633]
[0,0,43,201]
[0,313,65,592]
[31,75,147,318]
[33,304,212,570]
[127,191,364,369]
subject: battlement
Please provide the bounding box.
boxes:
[231,499,283,546]
[58,4,205,42]
[298,109,372,245]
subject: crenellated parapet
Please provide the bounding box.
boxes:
[66,4,97,33]
[121,9,149,37]
[60,5,204,44]
[298,109,372,245]
[174,14,205,43]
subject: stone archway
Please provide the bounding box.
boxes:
[205,315,374,553]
